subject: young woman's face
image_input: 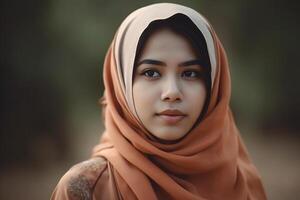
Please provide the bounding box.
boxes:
[133,29,207,141]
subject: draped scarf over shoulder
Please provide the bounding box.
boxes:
[92,3,266,200]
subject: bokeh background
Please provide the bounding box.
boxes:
[1,0,299,199]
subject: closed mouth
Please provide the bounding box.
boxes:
[156,109,186,116]
[156,109,186,124]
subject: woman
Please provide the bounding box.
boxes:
[51,3,267,200]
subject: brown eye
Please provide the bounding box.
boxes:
[142,69,160,78]
[182,70,201,79]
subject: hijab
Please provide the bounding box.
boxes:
[92,3,267,200]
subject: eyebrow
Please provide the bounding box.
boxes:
[136,59,206,68]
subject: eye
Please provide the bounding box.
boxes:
[182,70,201,79]
[142,69,160,79]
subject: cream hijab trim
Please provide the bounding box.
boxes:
[113,3,217,115]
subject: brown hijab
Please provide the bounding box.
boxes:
[92,3,266,200]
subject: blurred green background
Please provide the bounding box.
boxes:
[1,0,299,199]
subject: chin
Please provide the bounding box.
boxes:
[155,131,186,141]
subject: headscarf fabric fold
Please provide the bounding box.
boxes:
[93,3,266,200]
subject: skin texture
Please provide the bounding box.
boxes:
[133,28,207,141]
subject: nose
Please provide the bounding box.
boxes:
[161,76,182,102]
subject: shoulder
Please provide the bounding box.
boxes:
[51,157,108,200]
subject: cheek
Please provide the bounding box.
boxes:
[184,82,207,112]
[133,81,160,115]
[184,81,206,97]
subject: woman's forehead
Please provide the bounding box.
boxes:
[142,29,194,49]
[139,29,197,60]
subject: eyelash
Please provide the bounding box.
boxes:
[141,69,203,80]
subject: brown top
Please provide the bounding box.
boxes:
[51,157,124,200]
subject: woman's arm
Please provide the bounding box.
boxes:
[50,157,108,200]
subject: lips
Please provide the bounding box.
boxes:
[156,109,186,124]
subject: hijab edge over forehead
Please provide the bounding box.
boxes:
[113,3,217,114]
